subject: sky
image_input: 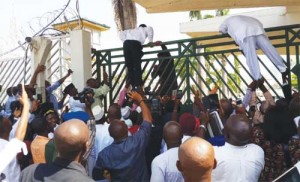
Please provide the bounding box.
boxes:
[0,0,268,56]
[0,0,192,55]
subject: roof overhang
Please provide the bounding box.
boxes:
[134,0,300,13]
[53,18,110,32]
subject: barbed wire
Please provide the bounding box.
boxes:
[0,0,72,59]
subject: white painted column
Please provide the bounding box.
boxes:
[70,30,92,92]
[30,36,52,102]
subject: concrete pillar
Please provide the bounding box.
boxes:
[30,36,52,102]
[70,30,92,91]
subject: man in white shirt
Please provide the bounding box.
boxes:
[0,85,29,181]
[0,116,21,182]
[219,15,288,82]
[120,24,157,90]
[212,114,265,182]
[151,121,184,182]
[64,83,86,112]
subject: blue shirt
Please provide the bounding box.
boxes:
[46,81,61,111]
[96,121,152,182]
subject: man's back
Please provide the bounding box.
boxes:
[20,157,94,182]
[96,121,151,181]
[212,142,264,182]
[219,15,265,45]
[151,147,183,182]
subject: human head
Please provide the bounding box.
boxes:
[139,24,147,28]
[179,112,197,136]
[12,86,19,96]
[10,101,22,118]
[220,98,234,120]
[44,109,60,132]
[289,96,300,119]
[54,119,89,161]
[163,121,183,149]
[6,87,13,97]
[263,105,296,144]
[86,78,99,88]
[177,137,216,182]
[109,119,128,141]
[0,116,12,140]
[30,115,49,136]
[224,114,252,146]
[107,103,121,123]
[63,83,77,96]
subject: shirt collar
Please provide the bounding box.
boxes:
[225,142,247,148]
[54,157,87,175]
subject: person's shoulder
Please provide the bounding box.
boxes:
[73,175,95,182]
[247,143,264,153]
[21,163,45,175]
[141,120,152,127]
[152,152,164,166]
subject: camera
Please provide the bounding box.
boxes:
[202,94,220,112]
[74,88,95,104]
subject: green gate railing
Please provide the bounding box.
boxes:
[93,24,300,111]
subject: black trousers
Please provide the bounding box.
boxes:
[123,40,144,87]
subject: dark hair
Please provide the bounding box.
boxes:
[289,96,300,118]
[30,115,48,135]
[6,87,13,96]
[139,24,147,28]
[10,101,22,113]
[12,87,18,96]
[263,105,296,144]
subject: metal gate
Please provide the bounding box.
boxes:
[93,24,300,111]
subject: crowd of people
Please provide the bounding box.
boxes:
[0,15,300,182]
[1,68,299,182]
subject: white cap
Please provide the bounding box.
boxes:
[92,105,104,121]
[121,106,131,119]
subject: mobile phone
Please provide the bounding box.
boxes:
[176,90,183,99]
[151,98,160,113]
[172,90,177,100]
[207,111,224,138]
[202,94,220,112]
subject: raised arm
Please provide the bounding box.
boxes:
[29,64,46,86]
[58,69,73,84]
[15,85,30,141]
[128,91,153,123]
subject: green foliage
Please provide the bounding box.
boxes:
[291,73,299,90]
[189,11,202,21]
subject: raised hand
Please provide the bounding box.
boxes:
[127,91,144,104]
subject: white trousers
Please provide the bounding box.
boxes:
[241,34,287,80]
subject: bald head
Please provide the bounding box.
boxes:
[225,114,252,146]
[109,119,128,141]
[54,119,89,160]
[163,121,183,149]
[177,137,216,182]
